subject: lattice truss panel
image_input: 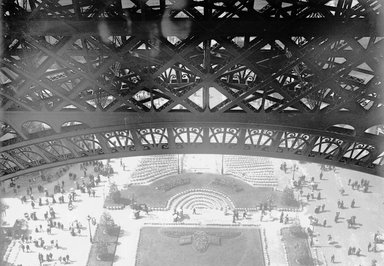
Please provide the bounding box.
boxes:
[1,0,384,179]
[1,0,383,113]
[1,125,384,179]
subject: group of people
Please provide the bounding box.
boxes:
[302,168,381,265]
[368,241,379,253]
[279,211,289,224]
[347,246,361,256]
[348,178,370,193]
[37,252,71,264]
[3,160,110,266]
[172,208,184,222]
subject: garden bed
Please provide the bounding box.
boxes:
[86,224,120,266]
[122,173,299,209]
[136,226,265,266]
[281,226,314,266]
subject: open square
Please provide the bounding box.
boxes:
[135,226,265,266]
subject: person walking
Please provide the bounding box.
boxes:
[368,242,372,252]
[331,254,335,263]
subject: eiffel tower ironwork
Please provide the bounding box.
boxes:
[1,0,384,180]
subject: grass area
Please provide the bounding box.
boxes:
[136,227,265,266]
[121,173,299,209]
[281,226,314,266]
[86,225,120,266]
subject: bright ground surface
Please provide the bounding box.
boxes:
[1,155,384,266]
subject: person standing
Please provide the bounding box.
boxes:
[351,199,355,208]
[331,254,335,263]
[356,248,361,256]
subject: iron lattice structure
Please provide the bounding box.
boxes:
[1,0,384,180]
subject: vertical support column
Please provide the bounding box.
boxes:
[203,40,211,73]
[203,85,210,111]
[202,127,210,146]
[238,128,246,147]
[271,131,284,152]
[204,0,212,19]
[73,0,82,19]
[131,128,143,151]
[167,127,176,149]
[160,0,165,14]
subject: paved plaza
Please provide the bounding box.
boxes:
[1,157,384,266]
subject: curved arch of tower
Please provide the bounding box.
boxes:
[1,0,384,180]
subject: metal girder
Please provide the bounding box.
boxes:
[0,123,383,181]
[3,18,383,37]
[2,0,384,179]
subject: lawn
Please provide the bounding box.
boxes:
[136,226,265,266]
[121,173,299,209]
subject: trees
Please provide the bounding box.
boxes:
[109,183,121,204]
[100,212,119,236]
[282,187,298,207]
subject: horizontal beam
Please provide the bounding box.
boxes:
[1,144,383,182]
[4,18,383,37]
[1,123,383,181]
[2,111,384,142]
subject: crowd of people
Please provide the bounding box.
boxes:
[2,158,383,266]
[0,160,113,266]
[292,165,381,266]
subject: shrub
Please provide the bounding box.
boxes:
[289,225,308,239]
[111,190,121,203]
[100,212,115,228]
[108,183,122,203]
[100,212,118,236]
